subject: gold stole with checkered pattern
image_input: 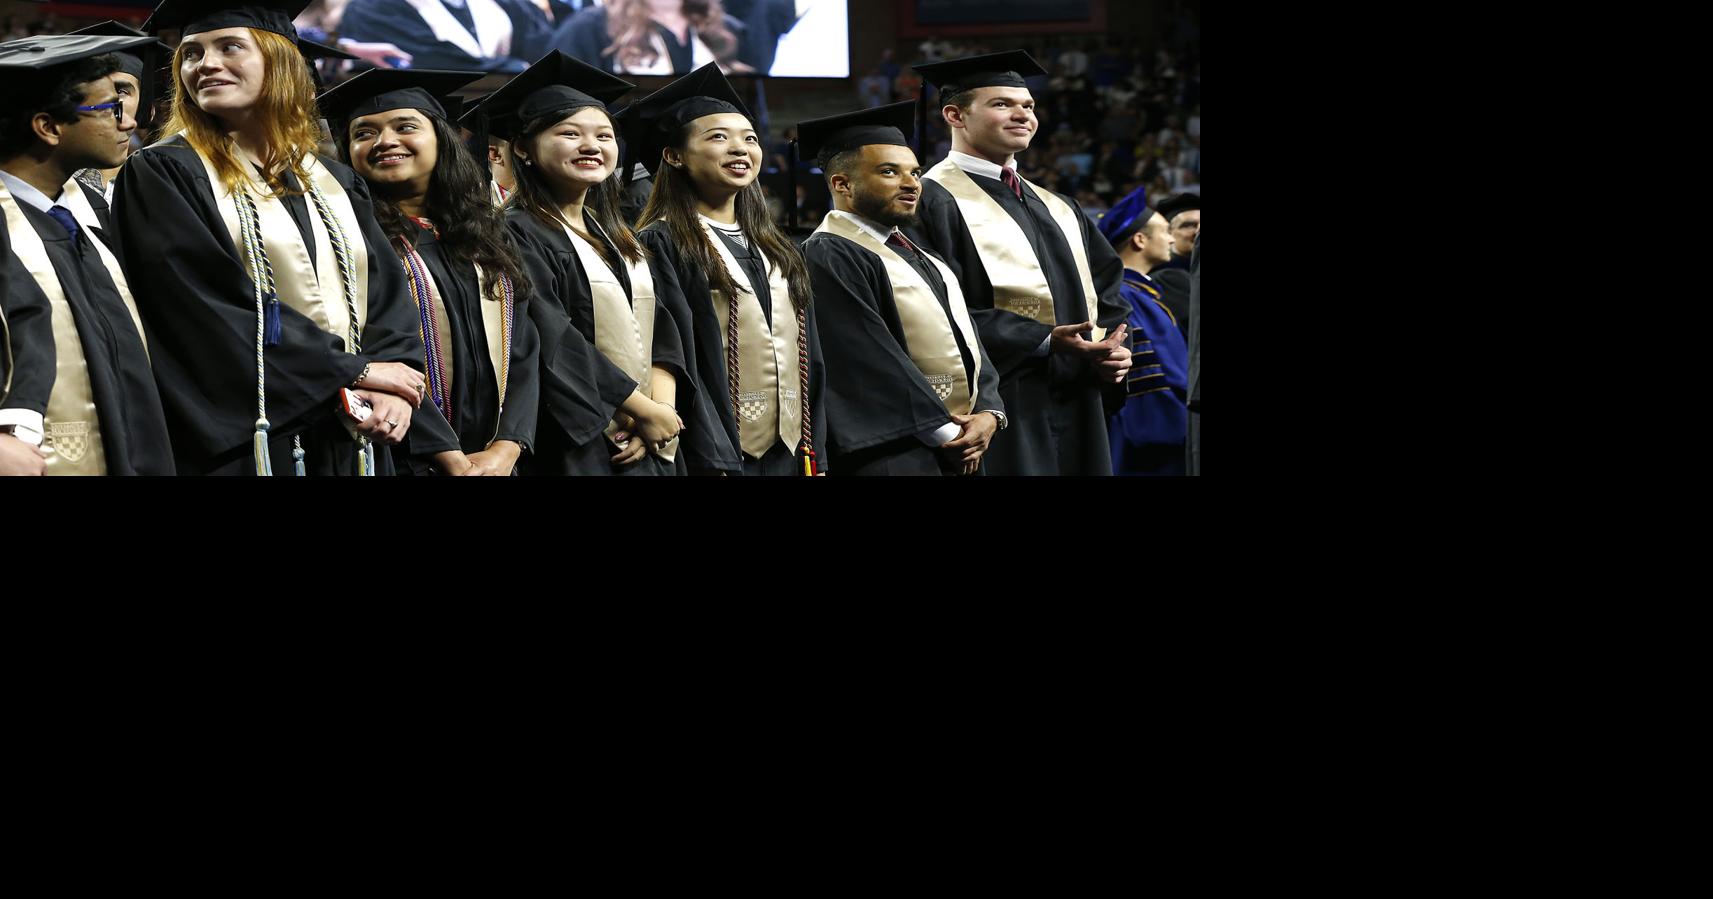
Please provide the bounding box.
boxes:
[701,219,801,460]
[0,182,106,474]
[813,211,980,415]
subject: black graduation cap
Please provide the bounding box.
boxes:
[66,22,174,130]
[475,50,634,142]
[794,100,916,169]
[0,34,162,73]
[1153,193,1201,223]
[297,37,355,63]
[457,92,494,133]
[68,20,171,79]
[913,50,1046,97]
[317,68,481,130]
[143,0,307,39]
[617,62,752,180]
[911,50,1045,157]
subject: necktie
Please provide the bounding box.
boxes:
[886,230,919,255]
[1000,166,1023,200]
[47,206,80,243]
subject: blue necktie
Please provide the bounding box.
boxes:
[47,206,79,244]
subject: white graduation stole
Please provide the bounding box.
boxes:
[404,0,513,59]
[620,28,718,75]
[923,158,1104,340]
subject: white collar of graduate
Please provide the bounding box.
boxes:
[828,209,901,245]
[699,213,743,235]
[0,169,62,214]
[947,149,1016,182]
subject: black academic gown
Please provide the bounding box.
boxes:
[389,224,541,475]
[338,0,546,72]
[505,207,689,475]
[1,217,55,423]
[3,187,174,474]
[637,221,828,476]
[914,171,1130,476]
[113,136,430,476]
[802,230,1004,476]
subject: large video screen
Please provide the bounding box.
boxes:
[298,0,847,78]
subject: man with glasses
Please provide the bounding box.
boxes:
[68,20,173,206]
[0,34,173,475]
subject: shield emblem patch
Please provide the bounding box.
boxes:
[47,420,90,463]
[925,373,955,402]
[737,391,767,423]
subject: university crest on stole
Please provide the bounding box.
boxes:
[737,392,767,423]
[47,420,90,463]
[924,373,955,402]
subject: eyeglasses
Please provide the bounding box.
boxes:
[76,100,124,124]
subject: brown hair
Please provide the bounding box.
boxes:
[161,28,323,197]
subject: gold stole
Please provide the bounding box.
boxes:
[563,220,674,460]
[58,180,147,358]
[0,183,106,474]
[813,212,981,415]
[923,159,1104,340]
[195,149,370,352]
[701,219,801,459]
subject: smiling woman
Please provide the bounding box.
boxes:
[629,62,826,476]
[110,0,442,475]
[482,50,691,475]
[322,66,541,476]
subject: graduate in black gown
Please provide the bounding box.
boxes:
[115,0,433,475]
[336,0,552,74]
[911,51,1133,476]
[1,182,52,475]
[0,34,175,475]
[480,50,686,474]
[625,62,827,476]
[322,68,541,476]
[795,101,1006,476]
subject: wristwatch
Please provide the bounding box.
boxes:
[981,409,1008,431]
[0,422,44,447]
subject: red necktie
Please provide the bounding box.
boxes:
[886,230,919,255]
[1000,166,1023,200]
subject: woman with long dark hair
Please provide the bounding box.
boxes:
[482,51,686,475]
[114,0,432,475]
[626,63,825,476]
[321,68,540,475]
